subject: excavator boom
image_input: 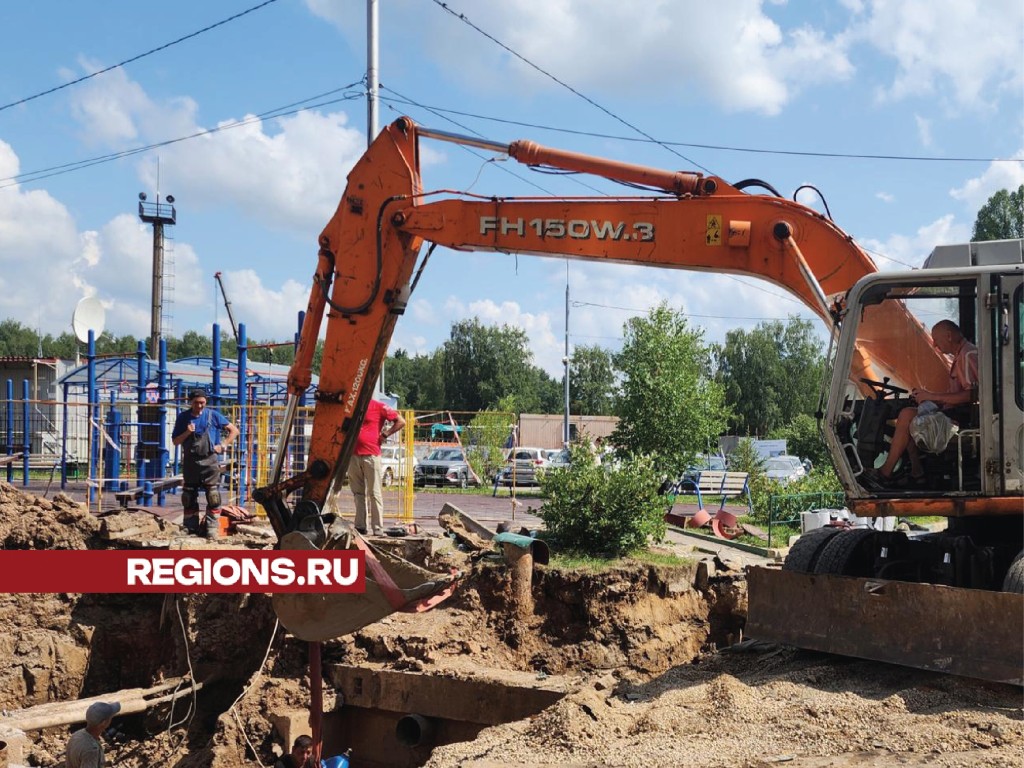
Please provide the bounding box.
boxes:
[259,116,947,529]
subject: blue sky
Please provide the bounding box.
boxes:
[0,0,1021,378]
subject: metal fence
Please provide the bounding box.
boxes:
[766,491,846,545]
[0,396,424,522]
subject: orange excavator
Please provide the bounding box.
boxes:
[255,117,1023,684]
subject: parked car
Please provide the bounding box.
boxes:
[413,447,478,488]
[495,447,551,487]
[545,448,571,470]
[379,444,417,487]
[763,455,807,486]
[680,453,727,484]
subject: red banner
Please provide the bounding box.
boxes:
[0,550,365,594]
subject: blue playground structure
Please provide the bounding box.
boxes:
[2,314,317,510]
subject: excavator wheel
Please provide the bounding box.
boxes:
[1003,550,1024,593]
[812,529,878,577]
[782,526,842,573]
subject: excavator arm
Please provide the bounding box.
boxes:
[255,116,947,538]
[254,117,1022,686]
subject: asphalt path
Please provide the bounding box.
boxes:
[17,479,770,565]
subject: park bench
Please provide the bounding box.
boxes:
[678,470,752,515]
[0,453,24,467]
[114,475,183,508]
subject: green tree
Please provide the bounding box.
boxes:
[769,413,831,470]
[610,303,727,473]
[464,408,516,481]
[0,320,44,356]
[713,316,824,436]
[972,185,1023,241]
[539,443,666,557]
[442,318,542,411]
[384,348,445,410]
[569,344,616,415]
[166,330,214,360]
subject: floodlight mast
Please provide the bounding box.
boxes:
[138,191,177,357]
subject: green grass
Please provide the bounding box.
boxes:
[549,548,693,572]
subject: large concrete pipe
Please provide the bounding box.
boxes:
[396,714,436,747]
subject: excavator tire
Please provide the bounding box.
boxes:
[782,527,842,573]
[812,528,877,577]
[1003,550,1024,593]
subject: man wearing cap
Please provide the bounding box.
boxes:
[172,389,239,537]
[66,700,119,767]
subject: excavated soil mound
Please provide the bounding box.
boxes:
[334,559,745,678]
[0,483,101,711]
[0,494,1019,768]
[425,647,1023,768]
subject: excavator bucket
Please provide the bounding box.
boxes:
[273,528,462,642]
[746,566,1024,685]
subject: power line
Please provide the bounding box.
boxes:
[0,84,365,189]
[379,87,606,195]
[428,0,714,175]
[377,95,1021,165]
[0,0,283,114]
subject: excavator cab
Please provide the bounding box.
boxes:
[829,251,1021,500]
[750,241,1023,683]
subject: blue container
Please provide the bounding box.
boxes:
[322,756,350,768]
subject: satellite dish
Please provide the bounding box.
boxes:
[71,297,106,343]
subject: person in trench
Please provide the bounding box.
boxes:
[171,389,239,536]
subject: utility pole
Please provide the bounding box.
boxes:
[367,0,379,142]
[563,267,570,446]
[368,0,385,396]
[138,191,176,358]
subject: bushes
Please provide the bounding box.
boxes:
[539,444,666,557]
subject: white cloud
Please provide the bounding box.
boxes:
[914,114,932,147]
[860,215,970,269]
[949,153,1024,212]
[307,0,852,116]
[211,270,310,341]
[67,63,367,233]
[876,191,894,203]
[0,140,85,332]
[34,64,375,344]
[853,0,1024,108]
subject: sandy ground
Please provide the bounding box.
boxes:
[0,482,1019,768]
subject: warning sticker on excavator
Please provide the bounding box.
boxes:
[706,215,722,246]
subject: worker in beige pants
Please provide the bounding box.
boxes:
[348,399,405,535]
[348,453,385,535]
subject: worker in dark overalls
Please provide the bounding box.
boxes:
[171,389,239,537]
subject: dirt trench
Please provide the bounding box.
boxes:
[0,482,1019,768]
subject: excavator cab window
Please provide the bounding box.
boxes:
[845,278,980,492]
